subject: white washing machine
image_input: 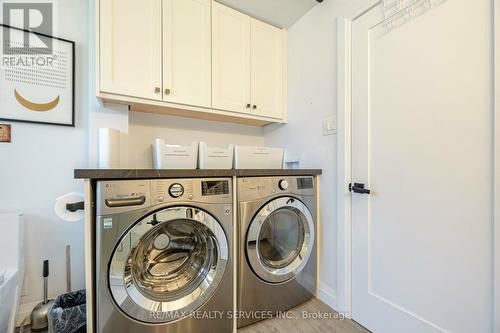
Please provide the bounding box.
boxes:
[237,176,317,328]
[96,178,233,333]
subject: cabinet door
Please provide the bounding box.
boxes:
[163,0,211,107]
[250,18,283,119]
[212,2,251,114]
[100,0,162,100]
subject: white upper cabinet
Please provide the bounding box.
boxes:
[212,2,251,114]
[163,0,211,107]
[97,0,287,125]
[250,18,283,119]
[99,0,162,100]
[212,3,285,119]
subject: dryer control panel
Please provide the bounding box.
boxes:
[237,176,315,202]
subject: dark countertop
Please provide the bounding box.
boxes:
[74,169,322,180]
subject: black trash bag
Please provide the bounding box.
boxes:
[47,289,86,333]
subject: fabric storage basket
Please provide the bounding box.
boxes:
[234,146,284,169]
[198,142,234,169]
[152,140,198,169]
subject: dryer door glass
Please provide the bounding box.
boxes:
[258,208,305,269]
[246,197,315,284]
[109,206,228,324]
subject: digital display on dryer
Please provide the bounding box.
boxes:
[297,177,314,189]
[202,181,229,196]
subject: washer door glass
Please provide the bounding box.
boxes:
[109,206,228,324]
[247,197,314,283]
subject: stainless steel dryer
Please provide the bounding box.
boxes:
[237,176,317,328]
[96,178,233,333]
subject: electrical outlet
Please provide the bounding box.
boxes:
[0,124,11,142]
[323,117,337,136]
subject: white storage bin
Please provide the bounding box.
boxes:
[234,146,284,169]
[198,142,234,169]
[152,140,198,169]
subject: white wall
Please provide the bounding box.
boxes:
[128,112,264,168]
[263,0,370,310]
[0,0,89,316]
[88,101,265,170]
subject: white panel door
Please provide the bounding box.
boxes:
[100,0,162,100]
[212,2,251,114]
[163,0,211,107]
[250,18,283,119]
[351,2,493,333]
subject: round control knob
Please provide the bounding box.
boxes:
[279,179,289,190]
[169,183,184,198]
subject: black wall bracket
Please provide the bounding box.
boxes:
[66,201,84,212]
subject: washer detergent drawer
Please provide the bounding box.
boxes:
[97,180,151,216]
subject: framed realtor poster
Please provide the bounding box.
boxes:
[0,24,75,126]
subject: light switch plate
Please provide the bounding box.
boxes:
[323,117,336,136]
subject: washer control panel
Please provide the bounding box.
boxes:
[278,179,289,190]
[169,183,184,198]
[97,178,233,214]
[202,180,230,196]
[151,178,232,204]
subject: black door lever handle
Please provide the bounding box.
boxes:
[349,183,371,194]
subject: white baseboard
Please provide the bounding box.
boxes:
[318,283,337,310]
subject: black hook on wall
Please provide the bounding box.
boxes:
[66,201,84,212]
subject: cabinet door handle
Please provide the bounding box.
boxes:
[154,87,161,93]
[253,105,257,109]
[246,103,251,108]
[165,88,171,95]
